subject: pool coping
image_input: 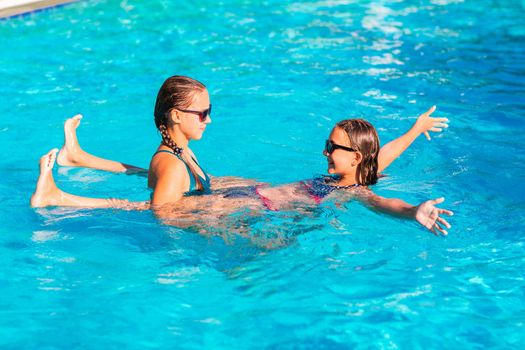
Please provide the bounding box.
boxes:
[0,0,76,18]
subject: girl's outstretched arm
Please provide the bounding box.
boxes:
[378,106,449,173]
[353,188,454,235]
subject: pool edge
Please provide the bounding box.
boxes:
[0,0,77,19]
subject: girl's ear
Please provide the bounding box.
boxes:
[353,151,363,166]
[170,109,182,124]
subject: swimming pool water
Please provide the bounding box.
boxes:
[1,0,525,348]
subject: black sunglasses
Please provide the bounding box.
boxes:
[325,139,356,154]
[176,104,212,122]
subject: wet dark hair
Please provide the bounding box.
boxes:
[154,75,206,190]
[335,119,380,186]
[154,75,206,129]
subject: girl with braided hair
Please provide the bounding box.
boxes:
[31,76,213,209]
[30,76,452,235]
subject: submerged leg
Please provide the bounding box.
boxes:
[57,114,147,174]
[31,148,149,209]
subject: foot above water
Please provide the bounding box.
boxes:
[30,148,60,208]
[57,114,84,167]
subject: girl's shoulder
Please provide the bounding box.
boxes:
[151,147,183,164]
[150,150,188,178]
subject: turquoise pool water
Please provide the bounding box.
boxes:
[1,0,525,348]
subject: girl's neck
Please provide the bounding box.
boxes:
[169,129,190,149]
[335,173,358,187]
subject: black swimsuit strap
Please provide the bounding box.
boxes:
[153,149,183,160]
[153,150,208,183]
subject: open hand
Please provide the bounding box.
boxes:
[414,105,449,140]
[415,197,454,235]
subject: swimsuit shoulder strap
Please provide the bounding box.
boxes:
[153,150,196,190]
[153,149,182,159]
[189,155,210,183]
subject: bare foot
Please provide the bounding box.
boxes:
[57,114,85,167]
[30,149,62,208]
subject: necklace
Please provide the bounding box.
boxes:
[329,182,361,189]
[305,176,361,200]
[325,176,360,189]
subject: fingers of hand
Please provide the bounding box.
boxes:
[436,216,451,229]
[431,197,445,205]
[433,221,448,235]
[424,131,431,140]
[424,105,437,116]
[430,117,449,123]
[430,127,443,132]
[429,225,439,235]
[438,208,454,216]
